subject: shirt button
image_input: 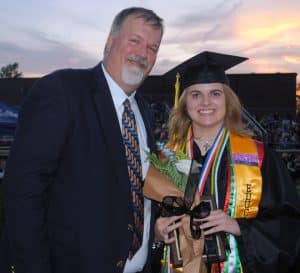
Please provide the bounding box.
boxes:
[116,260,124,268]
[128,224,133,231]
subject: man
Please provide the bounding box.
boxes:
[2,7,163,273]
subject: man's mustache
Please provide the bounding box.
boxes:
[127,55,148,68]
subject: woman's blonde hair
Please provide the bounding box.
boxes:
[168,84,252,145]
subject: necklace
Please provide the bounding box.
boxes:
[193,137,213,153]
[203,141,211,152]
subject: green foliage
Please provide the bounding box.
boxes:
[147,152,188,192]
[0,62,22,78]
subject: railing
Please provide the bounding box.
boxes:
[242,107,268,142]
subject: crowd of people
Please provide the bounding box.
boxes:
[259,112,300,149]
[249,112,300,180]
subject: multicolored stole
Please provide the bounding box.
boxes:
[167,127,264,273]
[170,127,264,273]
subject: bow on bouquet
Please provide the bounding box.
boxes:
[144,143,208,273]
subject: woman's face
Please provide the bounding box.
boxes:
[185,82,226,132]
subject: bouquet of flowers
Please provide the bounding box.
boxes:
[144,142,207,273]
[146,142,191,192]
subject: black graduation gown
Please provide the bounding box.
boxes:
[193,141,300,273]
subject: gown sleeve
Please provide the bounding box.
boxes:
[236,143,300,273]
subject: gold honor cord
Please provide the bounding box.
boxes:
[174,72,180,108]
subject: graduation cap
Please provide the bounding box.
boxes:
[181,51,247,90]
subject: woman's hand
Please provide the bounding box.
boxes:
[155,215,184,244]
[198,209,241,236]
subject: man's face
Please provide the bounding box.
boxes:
[104,15,162,94]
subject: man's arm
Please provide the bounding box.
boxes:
[3,73,71,273]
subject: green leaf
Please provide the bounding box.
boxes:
[146,152,188,192]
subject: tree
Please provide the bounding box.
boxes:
[0,62,22,78]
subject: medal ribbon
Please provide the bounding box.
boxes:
[194,126,227,195]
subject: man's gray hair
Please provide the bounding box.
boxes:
[110,7,164,36]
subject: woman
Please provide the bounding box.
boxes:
[154,52,300,273]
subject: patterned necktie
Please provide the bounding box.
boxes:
[121,99,144,259]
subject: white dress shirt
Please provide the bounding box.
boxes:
[102,64,151,273]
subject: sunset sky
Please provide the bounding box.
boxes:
[1,0,300,83]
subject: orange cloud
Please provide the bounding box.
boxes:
[283,55,300,64]
[239,23,296,40]
[234,9,300,42]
